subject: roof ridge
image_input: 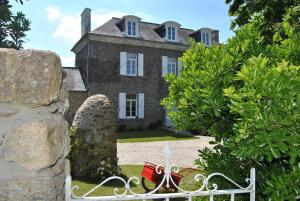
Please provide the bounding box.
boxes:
[111,17,194,31]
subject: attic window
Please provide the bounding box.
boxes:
[167,27,176,41]
[202,32,210,46]
[127,21,136,36]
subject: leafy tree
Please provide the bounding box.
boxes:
[0,0,30,49]
[226,0,300,43]
[162,19,300,200]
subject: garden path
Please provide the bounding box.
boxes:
[117,136,214,168]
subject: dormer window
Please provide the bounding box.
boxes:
[116,15,140,37]
[202,31,211,46]
[167,27,176,41]
[127,21,137,36]
[155,21,181,42]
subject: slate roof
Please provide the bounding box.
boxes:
[62,67,87,92]
[91,18,194,45]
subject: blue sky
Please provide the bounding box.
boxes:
[11,0,234,66]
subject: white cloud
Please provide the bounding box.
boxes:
[60,55,75,67]
[52,15,81,42]
[134,12,153,22]
[91,10,127,30]
[51,8,153,43]
[46,6,61,21]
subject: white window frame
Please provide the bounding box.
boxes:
[167,57,177,75]
[125,94,137,118]
[127,21,137,36]
[126,53,137,76]
[167,26,176,41]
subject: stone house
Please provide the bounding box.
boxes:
[68,8,219,129]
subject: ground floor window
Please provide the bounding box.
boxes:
[126,93,137,118]
[167,57,177,75]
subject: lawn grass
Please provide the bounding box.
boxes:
[72,165,200,198]
[117,129,196,143]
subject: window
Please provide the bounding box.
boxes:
[126,53,137,75]
[127,21,136,36]
[126,94,137,118]
[167,26,176,41]
[202,32,210,46]
[167,57,177,75]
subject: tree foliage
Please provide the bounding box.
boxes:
[161,19,300,200]
[0,0,30,49]
[226,0,300,43]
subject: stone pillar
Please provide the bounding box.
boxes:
[0,49,70,201]
[70,94,118,180]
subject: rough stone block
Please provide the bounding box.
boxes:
[4,113,69,171]
[0,48,62,106]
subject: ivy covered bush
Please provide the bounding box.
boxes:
[162,19,300,200]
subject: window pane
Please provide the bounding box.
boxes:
[126,94,136,99]
[168,57,176,63]
[126,60,130,74]
[202,33,205,42]
[127,53,137,59]
[172,27,175,40]
[126,100,130,116]
[127,67,130,74]
[206,33,209,45]
[132,22,136,35]
[168,27,171,40]
[132,101,136,113]
[128,21,132,35]
[172,64,176,73]
[168,64,171,73]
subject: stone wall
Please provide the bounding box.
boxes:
[64,91,88,124]
[0,49,70,201]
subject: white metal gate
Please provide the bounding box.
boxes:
[65,144,255,201]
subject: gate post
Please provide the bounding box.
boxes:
[250,168,255,201]
[65,175,72,201]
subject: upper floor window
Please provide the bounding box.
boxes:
[202,32,210,46]
[167,26,176,41]
[127,21,137,36]
[126,53,137,75]
[167,57,177,75]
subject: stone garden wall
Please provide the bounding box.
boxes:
[0,49,70,201]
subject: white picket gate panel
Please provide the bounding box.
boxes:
[66,144,255,201]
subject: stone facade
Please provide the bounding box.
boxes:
[70,94,118,180]
[0,49,70,201]
[75,40,184,130]
[65,91,88,124]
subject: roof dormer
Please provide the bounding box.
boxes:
[116,15,141,38]
[154,21,181,42]
[189,28,219,47]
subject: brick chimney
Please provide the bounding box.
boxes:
[81,8,91,37]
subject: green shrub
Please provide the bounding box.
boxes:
[162,19,300,200]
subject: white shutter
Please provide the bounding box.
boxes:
[162,56,168,77]
[120,52,126,75]
[138,53,144,76]
[177,59,182,76]
[119,93,126,119]
[138,93,144,119]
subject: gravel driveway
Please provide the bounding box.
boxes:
[117,136,214,168]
